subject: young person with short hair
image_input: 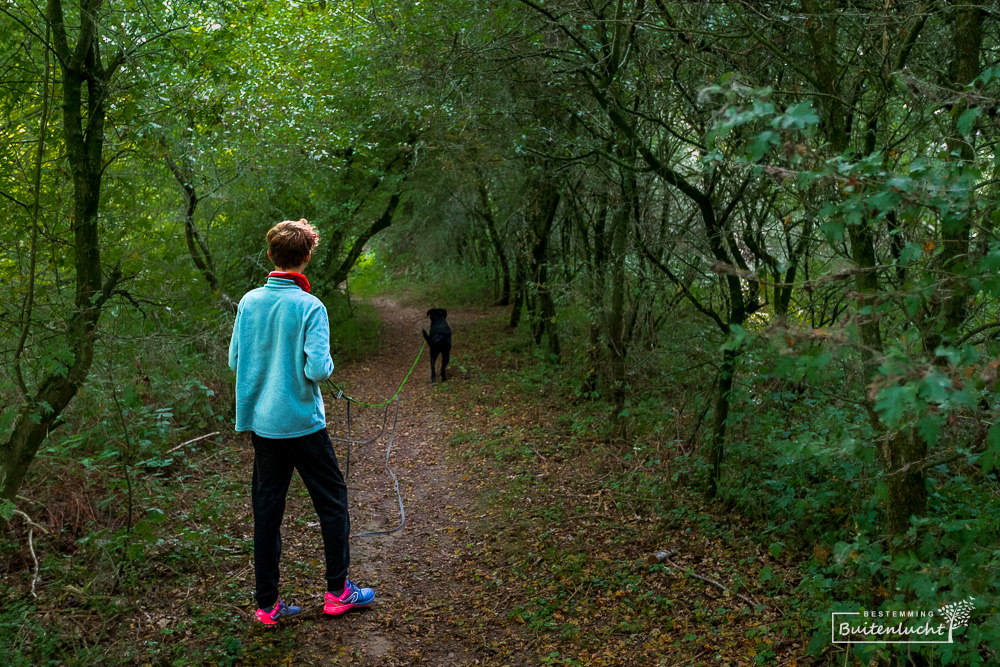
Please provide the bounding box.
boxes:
[229,219,375,626]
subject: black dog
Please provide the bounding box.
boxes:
[422,308,451,382]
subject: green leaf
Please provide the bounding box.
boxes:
[874,385,917,427]
[722,324,749,351]
[887,176,911,191]
[976,67,1000,85]
[934,346,961,366]
[920,368,952,404]
[917,416,942,447]
[751,99,776,117]
[820,218,846,242]
[956,108,982,135]
[867,188,901,213]
[898,242,924,264]
[983,423,1000,474]
[748,131,779,161]
[777,102,820,129]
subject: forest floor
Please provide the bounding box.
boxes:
[2,296,810,666]
[236,296,805,666]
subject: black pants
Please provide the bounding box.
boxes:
[251,427,350,609]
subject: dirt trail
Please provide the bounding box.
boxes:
[246,297,789,666]
[279,297,491,665]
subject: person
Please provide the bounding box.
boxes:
[228,219,375,626]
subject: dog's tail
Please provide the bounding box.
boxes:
[422,329,430,343]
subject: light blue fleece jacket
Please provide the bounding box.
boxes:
[229,277,335,438]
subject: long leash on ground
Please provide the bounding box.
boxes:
[325,341,426,538]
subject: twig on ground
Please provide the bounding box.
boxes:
[650,548,759,608]
[167,431,220,454]
[562,513,616,523]
[675,649,709,667]
[27,527,39,597]
[647,549,678,565]
[12,509,49,598]
[12,509,48,533]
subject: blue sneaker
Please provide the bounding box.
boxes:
[255,599,301,626]
[324,580,375,615]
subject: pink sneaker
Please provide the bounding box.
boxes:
[255,599,301,626]
[324,580,375,615]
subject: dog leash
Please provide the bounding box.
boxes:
[325,341,426,538]
[325,340,425,477]
[348,399,404,538]
[329,398,392,479]
[326,340,426,408]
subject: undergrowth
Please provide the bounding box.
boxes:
[0,275,377,665]
[429,278,1000,665]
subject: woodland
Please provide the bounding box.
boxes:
[1,0,1000,665]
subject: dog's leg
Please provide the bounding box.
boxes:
[441,345,450,381]
[430,350,438,383]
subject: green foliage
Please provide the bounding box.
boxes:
[4,0,1000,662]
[354,243,495,308]
[324,295,381,361]
[0,599,107,666]
[703,84,820,163]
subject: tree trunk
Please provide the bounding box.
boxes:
[536,265,560,359]
[884,431,928,537]
[2,0,122,525]
[321,144,415,293]
[509,254,525,329]
[585,198,610,395]
[878,1,981,547]
[475,174,511,306]
[608,175,631,440]
[931,1,982,350]
[329,189,405,289]
[315,140,415,292]
[162,148,238,314]
[526,172,561,359]
[706,347,737,499]
[775,217,812,317]
[802,0,933,542]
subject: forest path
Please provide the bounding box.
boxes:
[278,296,495,665]
[245,296,790,666]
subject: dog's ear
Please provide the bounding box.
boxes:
[440,309,447,317]
[426,309,433,317]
